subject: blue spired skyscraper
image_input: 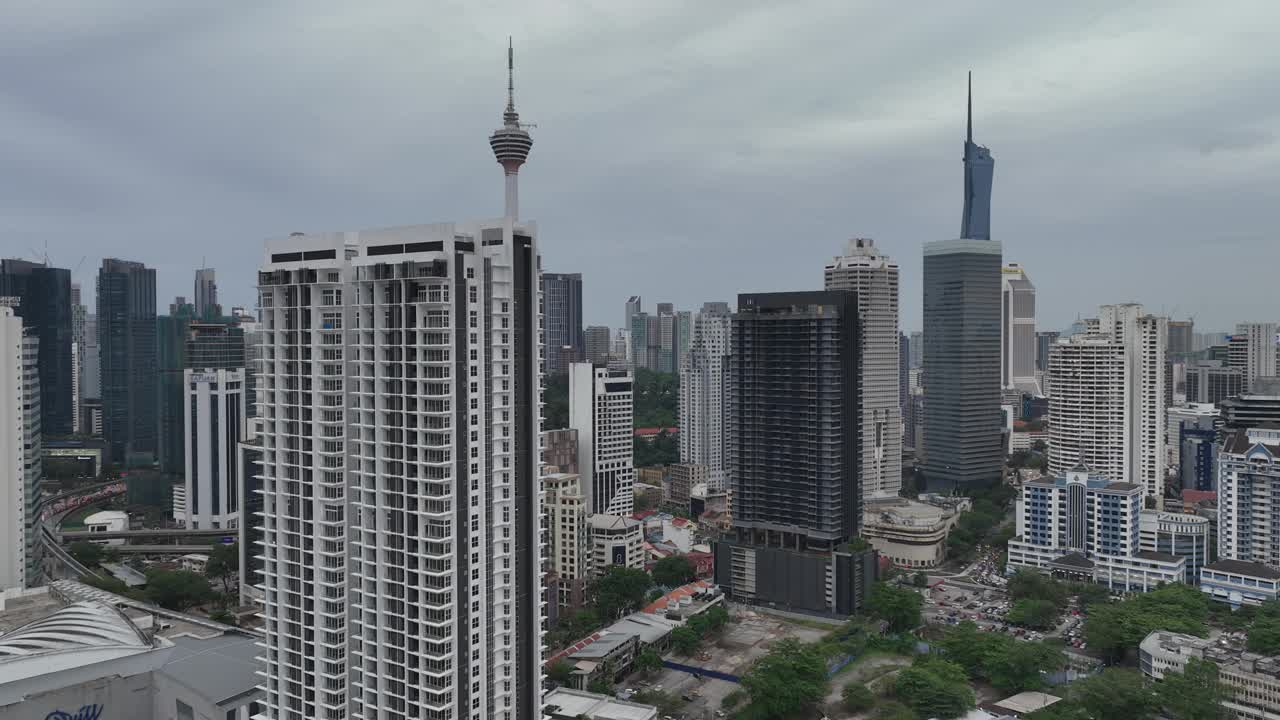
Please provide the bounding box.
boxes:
[920,73,1004,489]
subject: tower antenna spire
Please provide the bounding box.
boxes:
[490,38,533,219]
[967,70,973,143]
[507,36,515,115]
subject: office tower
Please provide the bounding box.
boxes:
[569,362,635,515]
[258,45,542,720]
[1,259,74,436]
[920,76,1003,489]
[1166,404,1217,493]
[97,258,157,466]
[657,311,677,373]
[1048,304,1167,500]
[679,303,731,491]
[630,312,651,370]
[1220,378,1280,429]
[624,295,641,333]
[1138,511,1210,583]
[677,311,693,368]
[82,314,99,403]
[589,514,644,572]
[1229,322,1278,391]
[908,330,923,369]
[899,332,909,412]
[181,368,244,529]
[195,267,220,320]
[1185,360,1244,405]
[70,283,86,430]
[1167,320,1194,358]
[825,238,902,499]
[542,272,583,376]
[1035,331,1060,373]
[1217,425,1280,567]
[1,304,42,589]
[584,325,612,365]
[544,471,590,611]
[157,305,197,475]
[656,302,674,316]
[1000,263,1039,394]
[715,291,876,616]
[1006,467,1186,590]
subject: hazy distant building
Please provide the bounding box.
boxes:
[679,303,732,491]
[1,259,74,436]
[584,325,612,365]
[909,330,923,369]
[1048,304,1167,500]
[98,258,157,466]
[1167,320,1194,358]
[1166,404,1217,493]
[1185,360,1245,405]
[1228,322,1277,391]
[624,295,641,332]
[825,238,902,499]
[570,363,635,515]
[1220,378,1280,430]
[1036,331,1060,373]
[194,267,219,320]
[1001,263,1039,395]
[544,272,583,375]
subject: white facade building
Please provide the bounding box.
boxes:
[1217,425,1280,568]
[1234,322,1278,391]
[824,238,903,499]
[589,514,644,573]
[570,363,635,515]
[678,304,731,491]
[180,368,245,529]
[1138,510,1210,583]
[1048,304,1167,501]
[1000,263,1040,395]
[545,472,591,608]
[1140,630,1280,720]
[1,305,41,590]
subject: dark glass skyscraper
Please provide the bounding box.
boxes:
[542,272,583,375]
[1,259,74,435]
[960,72,995,241]
[98,258,157,466]
[920,74,1004,489]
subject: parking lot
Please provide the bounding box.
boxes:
[921,579,1086,646]
[621,609,830,719]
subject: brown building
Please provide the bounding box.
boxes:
[542,428,579,474]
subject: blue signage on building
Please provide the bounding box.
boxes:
[45,705,104,720]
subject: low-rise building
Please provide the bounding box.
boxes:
[860,497,963,568]
[1007,466,1188,590]
[1139,510,1211,583]
[543,688,657,720]
[544,613,677,691]
[590,514,644,573]
[1140,630,1280,720]
[665,463,705,509]
[82,510,129,546]
[1200,559,1280,608]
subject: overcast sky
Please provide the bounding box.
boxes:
[3,1,1278,333]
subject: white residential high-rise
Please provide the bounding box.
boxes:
[257,43,543,720]
[679,303,731,491]
[1048,304,1167,501]
[1217,425,1280,568]
[1,303,41,590]
[181,368,244,529]
[824,238,902,499]
[544,472,590,610]
[1231,322,1278,391]
[1000,263,1039,394]
[569,362,635,515]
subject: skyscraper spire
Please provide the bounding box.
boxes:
[967,70,973,144]
[490,38,533,219]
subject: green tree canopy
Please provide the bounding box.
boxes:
[206,542,239,599]
[872,702,917,720]
[547,660,574,685]
[895,657,975,720]
[983,639,1064,693]
[739,639,829,720]
[636,647,664,676]
[1007,598,1060,629]
[1069,668,1158,720]
[651,555,696,588]
[1085,584,1208,661]
[842,684,875,713]
[671,626,700,656]
[68,541,104,567]
[593,566,653,619]
[144,569,214,611]
[866,582,923,633]
[1008,569,1069,607]
[632,369,679,427]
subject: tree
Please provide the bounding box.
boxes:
[1007,598,1059,629]
[593,566,653,619]
[983,639,1063,693]
[651,555,696,588]
[587,676,613,694]
[1008,569,1068,607]
[145,569,214,611]
[209,607,238,626]
[872,702,916,720]
[206,542,240,599]
[842,684,875,713]
[1085,584,1208,661]
[1158,658,1232,720]
[543,375,570,430]
[68,541,104,567]
[547,660,574,686]
[636,647,664,676]
[671,626,701,656]
[1069,668,1157,720]
[913,571,930,588]
[895,658,975,720]
[866,582,923,633]
[739,639,829,720]
[1247,616,1280,654]
[632,369,679,427]
[705,605,730,630]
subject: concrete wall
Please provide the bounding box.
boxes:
[2,673,153,720]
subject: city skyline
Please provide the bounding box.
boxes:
[7,4,1278,332]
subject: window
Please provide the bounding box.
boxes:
[177,700,194,720]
